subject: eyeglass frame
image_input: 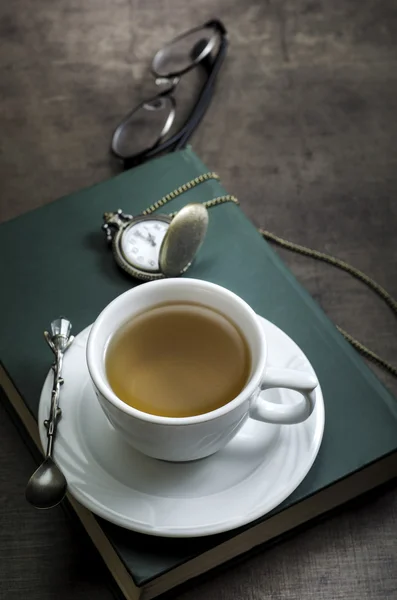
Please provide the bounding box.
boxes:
[110,19,228,170]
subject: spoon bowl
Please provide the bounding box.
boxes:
[25,456,67,509]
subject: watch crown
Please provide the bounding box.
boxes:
[102,210,133,242]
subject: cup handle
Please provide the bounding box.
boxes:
[249,366,318,424]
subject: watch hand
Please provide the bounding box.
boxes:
[143,225,156,244]
[147,232,157,247]
[133,228,157,247]
[134,230,153,244]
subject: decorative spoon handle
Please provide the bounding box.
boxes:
[43,318,74,458]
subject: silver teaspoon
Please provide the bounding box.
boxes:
[26,318,74,509]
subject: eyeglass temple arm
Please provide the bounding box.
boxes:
[174,36,227,149]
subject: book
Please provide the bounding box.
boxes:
[1,147,397,600]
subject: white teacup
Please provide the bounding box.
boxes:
[87,279,318,462]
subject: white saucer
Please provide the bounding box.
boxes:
[38,316,324,538]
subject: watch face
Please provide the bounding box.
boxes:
[120,218,169,272]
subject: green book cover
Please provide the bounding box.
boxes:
[1,147,396,600]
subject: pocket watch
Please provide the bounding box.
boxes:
[102,204,209,281]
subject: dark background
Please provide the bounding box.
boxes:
[1,1,396,598]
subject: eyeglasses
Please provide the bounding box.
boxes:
[111,19,228,169]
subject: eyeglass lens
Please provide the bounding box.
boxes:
[152,26,217,77]
[112,96,175,157]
